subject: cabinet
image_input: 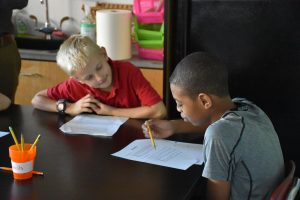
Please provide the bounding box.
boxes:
[15,60,163,105]
[140,68,163,98]
[15,60,69,105]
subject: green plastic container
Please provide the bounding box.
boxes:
[134,17,164,49]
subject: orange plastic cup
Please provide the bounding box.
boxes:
[9,144,36,180]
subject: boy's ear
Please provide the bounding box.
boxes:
[99,47,109,60]
[198,93,212,109]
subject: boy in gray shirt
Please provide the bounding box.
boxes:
[203,98,284,199]
[142,52,284,200]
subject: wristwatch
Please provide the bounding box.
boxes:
[56,99,67,114]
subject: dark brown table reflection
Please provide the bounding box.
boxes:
[0,105,203,200]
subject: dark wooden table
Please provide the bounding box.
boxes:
[0,105,203,200]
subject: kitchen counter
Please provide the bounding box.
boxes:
[19,49,57,62]
[18,48,163,69]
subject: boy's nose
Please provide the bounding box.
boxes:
[95,74,103,82]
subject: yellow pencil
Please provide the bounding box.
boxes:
[146,124,156,149]
[29,134,41,151]
[8,126,20,150]
[0,167,44,176]
[21,134,24,152]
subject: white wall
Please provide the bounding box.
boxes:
[15,0,132,36]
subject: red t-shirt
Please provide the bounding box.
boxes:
[47,60,162,108]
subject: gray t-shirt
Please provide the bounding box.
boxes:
[202,98,284,200]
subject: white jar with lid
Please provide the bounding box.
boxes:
[80,4,96,42]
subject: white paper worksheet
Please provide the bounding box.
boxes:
[0,131,9,138]
[59,114,128,136]
[112,139,204,170]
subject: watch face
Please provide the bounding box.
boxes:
[58,103,65,111]
[57,99,66,114]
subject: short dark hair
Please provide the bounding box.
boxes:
[169,52,229,97]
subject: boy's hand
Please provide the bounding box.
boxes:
[92,101,114,116]
[66,94,100,116]
[142,119,175,139]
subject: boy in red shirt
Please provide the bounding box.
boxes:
[31,35,167,119]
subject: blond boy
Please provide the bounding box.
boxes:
[32,35,166,119]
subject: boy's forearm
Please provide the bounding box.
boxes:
[170,120,206,135]
[31,95,57,112]
[110,104,166,119]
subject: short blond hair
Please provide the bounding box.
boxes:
[56,34,102,76]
